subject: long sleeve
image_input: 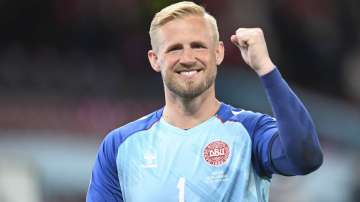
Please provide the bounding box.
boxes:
[86,130,123,202]
[260,67,323,176]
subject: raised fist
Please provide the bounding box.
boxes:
[231,28,275,76]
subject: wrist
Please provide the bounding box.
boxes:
[255,60,275,76]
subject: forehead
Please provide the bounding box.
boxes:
[156,15,214,47]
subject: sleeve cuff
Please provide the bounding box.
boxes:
[260,67,283,89]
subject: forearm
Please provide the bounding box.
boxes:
[261,67,323,175]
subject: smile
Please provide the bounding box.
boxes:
[176,69,203,77]
[179,70,199,76]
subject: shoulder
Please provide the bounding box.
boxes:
[218,103,275,133]
[218,103,269,123]
[102,108,163,149]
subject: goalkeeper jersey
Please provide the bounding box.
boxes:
[87,68,323,202]
[87,103,276,202]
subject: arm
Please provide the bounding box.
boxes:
[87,130,123,202]
[231,28,323,176]
[260,67,323,175]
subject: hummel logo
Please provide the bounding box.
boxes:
[231,110,243,116]
[142,151,157,168]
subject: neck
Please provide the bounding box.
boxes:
[162,86,220,129]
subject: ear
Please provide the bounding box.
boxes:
[148,50,161,72]
[215,41,225,65]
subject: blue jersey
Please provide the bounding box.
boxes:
[87,68,323,202]
[87,103,277,202]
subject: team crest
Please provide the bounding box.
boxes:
[203,140,230,166]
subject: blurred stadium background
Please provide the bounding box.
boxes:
[0,0,359,201]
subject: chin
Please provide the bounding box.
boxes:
[172,84,211,99]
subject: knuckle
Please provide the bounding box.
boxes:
[236,28,247,34]
[254,28,263,35]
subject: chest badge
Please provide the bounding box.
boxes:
[203,140,230,166]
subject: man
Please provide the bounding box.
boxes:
[87,1,323,202]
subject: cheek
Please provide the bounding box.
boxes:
[209,51,219,65]
[201,55,215,67]
[161,55,179,69]
[195,50,213,62]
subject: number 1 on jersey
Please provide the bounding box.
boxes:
[177,177,185,202]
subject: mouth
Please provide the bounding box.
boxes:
[175,68,203,77]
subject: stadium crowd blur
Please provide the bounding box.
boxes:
[0,0,359,202]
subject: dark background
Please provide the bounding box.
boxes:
[0,0,359,201]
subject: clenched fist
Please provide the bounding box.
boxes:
[231,28,275,76]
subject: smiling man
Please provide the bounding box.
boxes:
[87,1,323,202]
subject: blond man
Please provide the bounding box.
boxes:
[87,2,323,201]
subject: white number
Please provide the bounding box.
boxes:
[177,177,185,202]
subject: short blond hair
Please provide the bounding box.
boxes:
[149,1,219,50]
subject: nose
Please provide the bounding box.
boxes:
[179,47,196,66]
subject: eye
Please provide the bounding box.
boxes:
[166,44,182,53]
[191,42,207,49]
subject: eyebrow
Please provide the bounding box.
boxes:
[165,43,183,52]
[190,41,207,48]
[165,40,208,52]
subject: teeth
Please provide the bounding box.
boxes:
[180,70,197,76]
